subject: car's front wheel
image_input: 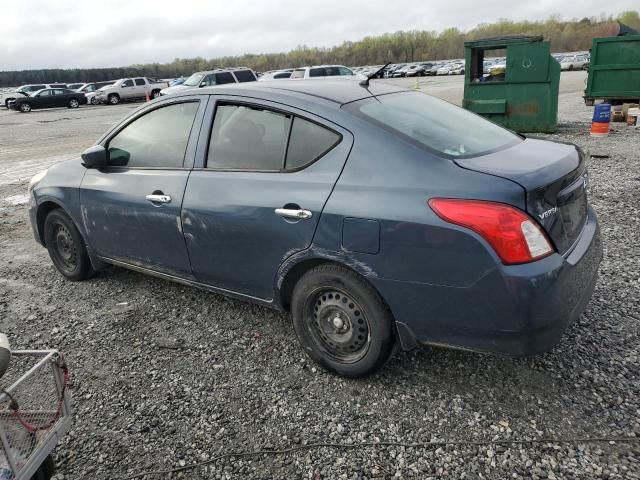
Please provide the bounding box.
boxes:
[68,99,79,108]
[108,94,120,105]
[90,97,98,105]
[19,103,31,113]
[291,264,395,377]
[44,209,95,281]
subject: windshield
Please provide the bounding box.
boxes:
[344,91,520,158]
[183,73,205,87]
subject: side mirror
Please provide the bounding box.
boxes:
[81,145,108,168]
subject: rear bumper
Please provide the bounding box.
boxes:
[375,207,603,356]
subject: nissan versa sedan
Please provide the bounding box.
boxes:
[28,80,602,377]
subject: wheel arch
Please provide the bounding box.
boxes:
[277,254,392,316]
[36,200,65,246]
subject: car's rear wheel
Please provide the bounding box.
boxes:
[19,103,31,113]
[44,209,94,281]
[291,264,395,377]
[108,94,120,105]
[68,99,79,108]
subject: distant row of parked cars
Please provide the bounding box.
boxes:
[1,52,590,113]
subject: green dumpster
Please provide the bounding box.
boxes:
[584,34,640,105]
[463,36,560,133]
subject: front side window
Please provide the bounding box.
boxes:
[338,67,353,76]
[122,79,134,87]
[201,74,217,87]
[135,78,146,86]
[290,69,305,79]
[274,72,291,79]
[107,102,199,168]
[208,104,290,170]
[344,92,520,158]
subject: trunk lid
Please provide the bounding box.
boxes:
[454,138,588,254]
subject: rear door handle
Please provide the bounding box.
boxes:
[275,208,312,220]
[145,194,171,204]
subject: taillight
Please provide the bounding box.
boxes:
[428,198,554,265]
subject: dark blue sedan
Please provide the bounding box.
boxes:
[27,79,602,377]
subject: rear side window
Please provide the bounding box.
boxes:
[290,69,305,79]
[286,118,340,170]
[208,104,290,170]
[233,70,256,82]
[207,104,341,171]
[107,102,199,168]
[344,91,520,158]
[215,72,235,85]
[135,78,146,86]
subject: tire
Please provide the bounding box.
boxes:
[90,97,98,105]
[291,264,395,377]
[31,454,54,480]
[108,93,120,105]
[44,209,95,281]
[68,99,79,108]
[19,103,31,113]
[568,65,574,71]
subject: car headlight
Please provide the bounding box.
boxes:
[28,169,48,193]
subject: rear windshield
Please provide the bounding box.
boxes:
[343,92,520,158]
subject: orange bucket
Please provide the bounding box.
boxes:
[590,122,610,136]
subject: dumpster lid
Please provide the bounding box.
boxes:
[464,35,543,48]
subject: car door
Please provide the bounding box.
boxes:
[134,78,147,98]
[181,97,353,300]
[36,89,54,108]
[119,79,135,99]
[80,96,207,277]
[52,89,69,107]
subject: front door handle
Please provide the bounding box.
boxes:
[275,208,312,220]
[145,194,171,204]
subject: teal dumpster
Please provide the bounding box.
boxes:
[463,36,560,133]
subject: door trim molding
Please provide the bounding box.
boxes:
[97,255,276,307]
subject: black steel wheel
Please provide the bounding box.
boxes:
[44,209,95,281]
[291,264,395,377]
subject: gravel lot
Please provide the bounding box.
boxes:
[0,74,639,479]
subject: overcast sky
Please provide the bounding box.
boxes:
[0,1,633,70]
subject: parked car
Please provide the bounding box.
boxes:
[10,88,87,112]
[290,65,354,79]
[448,63,465,75]
[436,64,453,75]
[160,68,257,95]
[27,80,601,377]
[66,83,85,90]
[76,82,115,104]
[559,54,590,71]
[259,70,293,80]
[1,83,67,109]
[169,77,187,86]
[95,77,169,105]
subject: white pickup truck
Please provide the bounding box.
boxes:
[95,77,169,105]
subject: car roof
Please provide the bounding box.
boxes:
[203,77,407,105]
[187,78,406,106]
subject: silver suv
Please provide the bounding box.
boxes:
[290,65,354,79]
[160,68,257,96]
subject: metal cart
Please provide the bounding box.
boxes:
[0,350,71,480]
